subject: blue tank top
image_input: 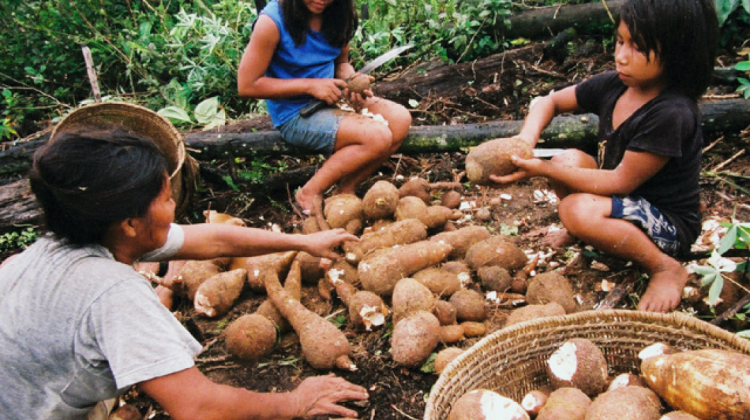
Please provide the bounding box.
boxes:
[260,0,343,126]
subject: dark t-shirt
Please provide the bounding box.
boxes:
[575,71,703,256]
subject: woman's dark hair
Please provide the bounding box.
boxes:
[29,129,168,246]
[619,0,719,100]
[282,0,358,47]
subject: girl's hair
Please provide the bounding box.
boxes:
[29,129,168,246]
[620,0,719,100]
[282,0,358,47]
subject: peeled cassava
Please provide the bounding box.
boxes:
[546,338,608,397]
[641,349,750,420]
[465,137,533,185]
[448,389,530,420]
[358,240,453,296]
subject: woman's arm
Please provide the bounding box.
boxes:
[237,15,346,104]
[139,367,368,420]
[173,224,357,261]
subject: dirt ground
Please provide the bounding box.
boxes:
[5,30,750,420]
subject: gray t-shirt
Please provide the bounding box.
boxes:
[0,224,202,420]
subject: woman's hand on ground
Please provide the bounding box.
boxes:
[290,374,369,419]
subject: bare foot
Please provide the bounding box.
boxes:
[542,227,577,248]
[637,261,688,313]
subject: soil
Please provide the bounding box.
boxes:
[6,31,750,420]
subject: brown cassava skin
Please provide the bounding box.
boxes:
[449,289,488,322]
[194,268,247,318]
[641,349,750,420]
[465,137,533,185]
[435,347,464,374]
[347,73,371,94]
[546,338,608,397]
[412,267,462,297]
[478,265,513,293]
[295,251,325,286]
[392,278,436,325]
[324,193,364,235]
[328,269,388,330]
[343,218,427,264]
[526,270,578,314]
[244,250,298,291]
[263,270,356,371]
[536,387,590,420]
[433,300,458,325]
[448,389,530,420]
[395,196,454,229]
[358,240,453,296]
[362,180,400,220]
[176,259,227,300]
[439,324,465,344]
[585,386,662,420]
[659,411,702,420]
[520,385,554,417]
[460,321,486,337]
[255,258,303,333]
[223,313,277,361]
[504,302,566,328]
[301,216,322,234]
[391,310,441,368]
[464,236,527,271]
[431,225,492,259]
[440,190,463,209]
[398,178,431,203]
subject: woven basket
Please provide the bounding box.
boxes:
[50,102,197,217]
[424,309,750,420]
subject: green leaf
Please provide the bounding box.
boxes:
[202,109,226,130]
[157,106,193,124]
[735,62,750,72]
[706,275,724,306]
[737,330,750,339]
[718,224,738,254]
[716,0,740,26]
[194,96,219,124]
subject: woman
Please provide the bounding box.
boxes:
[0,125,367,419]
[237,0,412,214]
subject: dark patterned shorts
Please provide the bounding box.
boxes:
[610,195,680,256]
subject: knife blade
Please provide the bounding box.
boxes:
[532,148,568,158]
[299,44,414,118]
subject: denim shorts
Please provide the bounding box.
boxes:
[277,107,345,155]
[611,195,680,256]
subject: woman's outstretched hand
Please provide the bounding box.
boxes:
[291,374,369,419]
[302,229,359,260]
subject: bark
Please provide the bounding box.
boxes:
[500,0,624,40]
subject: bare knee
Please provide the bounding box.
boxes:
[366,125,395,156]
[558,194,604,236]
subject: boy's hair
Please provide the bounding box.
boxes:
[620,0,719,100]
[29,129,168,246]
[282,0,358,47]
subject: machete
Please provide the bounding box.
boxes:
[299,44,414,118]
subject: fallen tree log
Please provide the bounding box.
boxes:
[501,0,623,40]
[2,98,748,174]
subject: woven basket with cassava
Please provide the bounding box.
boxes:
[50,102,198,218]
[424,309,750,420]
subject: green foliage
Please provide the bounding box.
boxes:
[420,352,438,373]
[158,96,226,130]
[0,227,39,252]
[715,0,750,26]
[734,56,750,99]
[690,222,750,307]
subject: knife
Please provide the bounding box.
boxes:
[299,44,414,118]
[532,148,568,158]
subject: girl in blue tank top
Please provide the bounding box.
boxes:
[238,0,412,215]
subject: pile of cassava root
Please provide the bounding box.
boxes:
[146,170,591,373]
[444,339,750,420]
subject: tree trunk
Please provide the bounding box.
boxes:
[500,0,623,40]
